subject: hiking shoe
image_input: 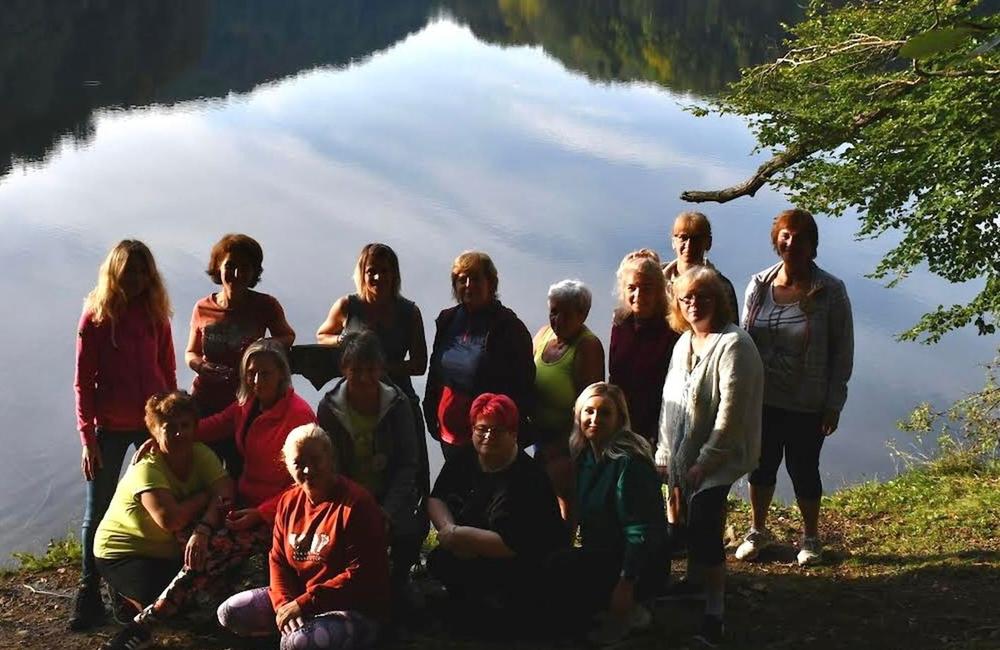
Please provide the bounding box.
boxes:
[656,578,706,602]
[734,528,772,561]
[693,614,724,647]
[101,623,152,650]
[68,582,105,631]
[797,536,823,567]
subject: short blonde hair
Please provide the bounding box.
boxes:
[672,211,712,238]
[613,248,666,325]
[281,423,335,466]
[667,267,735,333]
[450,250,499,301]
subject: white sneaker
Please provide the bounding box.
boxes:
[588,604,651,645]
[734,528,772,561]
[797,536,823,566]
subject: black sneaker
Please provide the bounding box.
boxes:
[68,583,105,631]
[693,614,724,647]
[101,623,152,650]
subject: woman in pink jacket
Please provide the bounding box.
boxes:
[71,240,177,632]
[103,338,315,650]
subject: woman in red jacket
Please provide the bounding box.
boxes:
[217,423,390,650]
[71,240,176,631]
[103,339,315,650]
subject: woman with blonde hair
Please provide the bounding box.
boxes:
[548,382,667,644]
[424,250,534,459]
[657,266,763,646]
[71,240,177,631]
[609,249,678,443]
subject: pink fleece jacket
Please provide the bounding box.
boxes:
[74,303,177,446]
[197,387,315,523]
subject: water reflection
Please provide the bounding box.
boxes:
[1,0,797,182]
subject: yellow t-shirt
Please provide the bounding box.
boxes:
[94,443,228,560]
[346,404,382,496]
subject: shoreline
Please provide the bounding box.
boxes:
[2,457,997,649]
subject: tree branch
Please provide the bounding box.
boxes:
[680,143,810,203]
[680,105,898,204]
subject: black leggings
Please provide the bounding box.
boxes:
[686,484,731,567]
[95,556,182,606]
[749,405,825,499]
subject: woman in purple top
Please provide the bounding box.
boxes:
[608,249,678,444]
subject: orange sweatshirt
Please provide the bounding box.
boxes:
[268,478,390,621]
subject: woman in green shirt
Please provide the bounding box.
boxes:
[94,391,232,619]
[548,382,667,644]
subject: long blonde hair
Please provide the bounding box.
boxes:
[612,248,667,325]
[84,240,171,325]
[568,382,653,464]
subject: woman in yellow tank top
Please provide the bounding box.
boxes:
[533,279,605,522]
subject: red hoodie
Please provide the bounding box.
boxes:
[269,477,390,621]
[197,387,315,523]
[74,302,177,446]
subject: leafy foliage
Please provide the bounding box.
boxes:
[684,0,1000,342]
[898,351,1000,466]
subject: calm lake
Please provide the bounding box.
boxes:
[1,0,994,564]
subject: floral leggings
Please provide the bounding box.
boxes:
[217,587,378,650]
[132,523,270,627]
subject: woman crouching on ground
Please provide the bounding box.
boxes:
[547,382,667,645]
[217,423,390,650]
[103,339,316,650]
[94,392,232,648]
[427,393,567,636]
[317,330,428,608]
[656,267,763,646]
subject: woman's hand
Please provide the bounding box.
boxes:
[130,438,157,466]
[275,600,305,634]
[184,529,210,571]
[821,409,841,436]
[685,463,706,488]
[81,442,102,481]
[226,508,264,531]
[609,578,635,620]
[198,359,233,380]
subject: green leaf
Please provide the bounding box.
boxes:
[899,27,977,59]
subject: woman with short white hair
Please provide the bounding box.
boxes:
[532,279,605,522]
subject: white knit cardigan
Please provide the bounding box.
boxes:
[655,323,764,497]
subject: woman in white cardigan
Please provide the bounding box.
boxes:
[656,267,763,646]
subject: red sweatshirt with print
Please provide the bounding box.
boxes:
[268,477,390,622]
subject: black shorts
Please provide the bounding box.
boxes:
[748,405,825,499]
[95,555,182,606]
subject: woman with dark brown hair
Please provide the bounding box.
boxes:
[735,209,854,568]
[186,233,295,474]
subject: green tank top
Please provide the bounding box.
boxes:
[533,326,594,441]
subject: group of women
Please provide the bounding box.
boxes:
[70,207,853,649]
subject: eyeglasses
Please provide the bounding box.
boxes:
[672,233,707,243]
[678,293,715,306]
[472,424,509,438]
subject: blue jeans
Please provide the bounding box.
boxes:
[81,428,150,585]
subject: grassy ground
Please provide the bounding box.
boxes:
[1,458,997,650]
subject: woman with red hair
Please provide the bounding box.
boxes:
[426,393,566,634]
